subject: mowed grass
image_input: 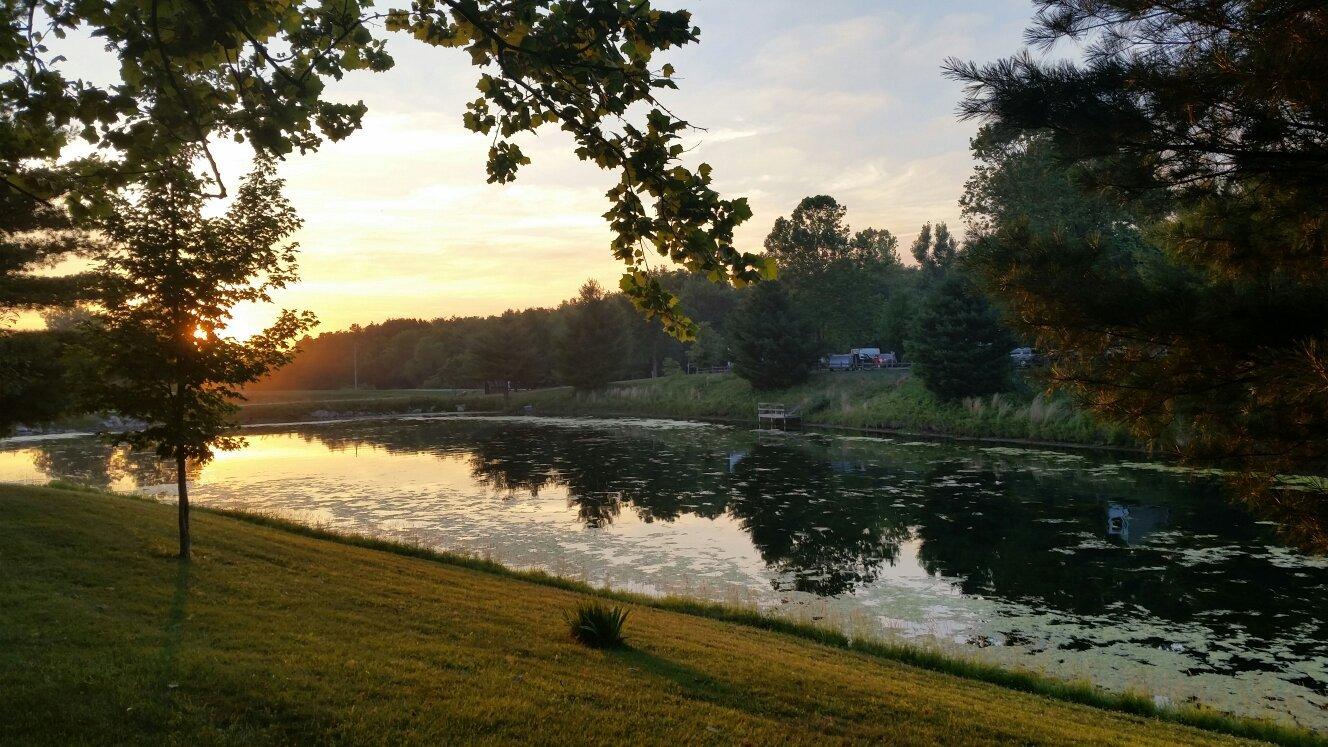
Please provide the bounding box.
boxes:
[0,484,1301,746]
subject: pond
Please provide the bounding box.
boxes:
[3,415,1326,729]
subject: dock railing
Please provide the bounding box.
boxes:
[757,402,802,427]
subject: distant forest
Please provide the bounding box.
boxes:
[254,196,961,391]
[252,272,735,391]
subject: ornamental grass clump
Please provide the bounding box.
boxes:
[566,602,630,649]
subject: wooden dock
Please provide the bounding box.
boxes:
[757,402,802,428]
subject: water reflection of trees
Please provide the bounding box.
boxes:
[26,439,199,489]
[156,423,1328,633]
[295,421,910,596]
[909,461,1328,660]
[728,441,911,596]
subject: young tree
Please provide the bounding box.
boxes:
[729,281,818,391]
[555,281,626,391]
[908,275,1013,402]
[84,159,315,559]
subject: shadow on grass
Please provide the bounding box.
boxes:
[156,560,191,699]
[609,647,791,723]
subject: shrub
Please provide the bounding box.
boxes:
[565,602,630,649]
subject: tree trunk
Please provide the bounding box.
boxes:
[176,452,190,560]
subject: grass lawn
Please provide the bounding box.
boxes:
[1,485,1308,745]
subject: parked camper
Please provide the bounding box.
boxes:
[826,353,857,371]
[851,347,881,365]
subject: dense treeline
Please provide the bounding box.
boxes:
[252,197,1001,394]
[253,274,721,391]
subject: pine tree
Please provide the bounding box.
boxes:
[555,281,626,391]
[729,281,818,391]
[908,275,1013,401]
[947,1,1328,545]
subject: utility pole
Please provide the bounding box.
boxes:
[350,323,361,391]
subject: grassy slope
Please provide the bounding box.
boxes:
[2,484,1307,746]
[237,372,1134,447]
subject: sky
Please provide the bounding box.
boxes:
[29,0,1041,338]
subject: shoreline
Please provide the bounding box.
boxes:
[9,373,1143,453]
[2,408,1155,459]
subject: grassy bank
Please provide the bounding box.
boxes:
[237,372,1134,447]
[2,483,1316,745]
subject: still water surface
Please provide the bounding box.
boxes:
[3,415,1326,728]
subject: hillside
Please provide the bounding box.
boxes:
[0,484,1286,745]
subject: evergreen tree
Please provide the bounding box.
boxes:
[1,168,103,429]
[555,281,626,391]
[729,281,818,391]
[908,275,1013,401]
[1,190,98,319]
[0,330,82,431]
[947,1,1328,545]
[83,159,316,559]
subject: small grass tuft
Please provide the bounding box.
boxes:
[566,601,630,649]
